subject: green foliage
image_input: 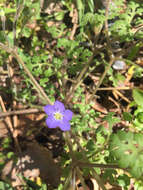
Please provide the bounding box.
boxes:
[109,1,143,41]
[133,106,143,131]
[133,89,143,107]
[117,174,130,189]
[0,0,143,189]
[0,137,15,183]
[103,112,120,130]
[110,131,143,178]
[134,180,143,190]
[123,112,133,122]
[0,181,14,190]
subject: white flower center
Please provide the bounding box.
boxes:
[54,112,63,120]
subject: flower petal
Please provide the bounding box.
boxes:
[46,116,59,128]
[54,101,65,112]
[44,105,55,115]
[59,120,71,131]
[64,110,73,121]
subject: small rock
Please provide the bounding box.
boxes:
[112,60,126,70]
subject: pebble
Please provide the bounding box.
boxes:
[112,60,126,70]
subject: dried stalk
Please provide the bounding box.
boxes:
[0,108,42,118]
[0,42,52,105]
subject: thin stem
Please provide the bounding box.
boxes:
[90,168,107,190]
[78,162,121,169]
[13,0,25,45]
[76,167,89,189]
[0,96,21,153]
[63,132,76,162]
[104,0,111,47]
[95,86,139,91]
[66,47,101,103]
[0,9,9,43]
[63,168,73,190]
[104,0,113,58]
[0,108,43,118]
[88,58,115,102]
[0,43,52,105]
[71,132,107,190]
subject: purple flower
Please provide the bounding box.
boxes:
[44,100,73,131]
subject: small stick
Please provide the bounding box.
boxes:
[96,86,138,91]
[13,0,25,45]
[69,4,78,40]
[108,96,120,110]
[76,167,89,190]
[88,58,115,102]
[0,96,21,153]
[0,96,14,133]
[0,42,52,105]
[66,47,100,103]
[71,131,107,190]
[0,108,43,118]
[114,90,131,103]
[78,162,121,169]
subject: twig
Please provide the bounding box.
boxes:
[0,96,21,153]
[0,108,43,118]
[66,47,101,103]
[76,167,89,189]
[66,6,114,104]
[63,168,73,190]
[88,58,115,102]
[13,0,25,45]
[0,96,13,133]
[69,4,78,40]
[71,131,107,190]
[104,0,111,48]
[90,167,107,190]
[96,86,138,91]
[0,9,9,42]
[109,96,120,110]
[63,132,76,161]
[0,42,52,105]
[78,162,121,169]
[104,0,114,58]
[113,90,131,103]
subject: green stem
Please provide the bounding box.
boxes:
[76,167,89,189]
[88,58,115,102]
[78,162,120,169]
[63,132,77,162]
[71,132,107,190]
[91,168,107,190]
[66,47,101,103]
[62,168,73,190]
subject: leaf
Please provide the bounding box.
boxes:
[87,0,94,13]
[137,112,143,123]
[133,89,143,107]
[76,0,84,23]
[103,112,120,129]
[123,112,132,121]
[23,27,32,38]
[3,8,16,14]
[86,139,95,151]
[7,152,15,159]
[110,131,143,178]
[44,68,53,77]
[0,181,13,190]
